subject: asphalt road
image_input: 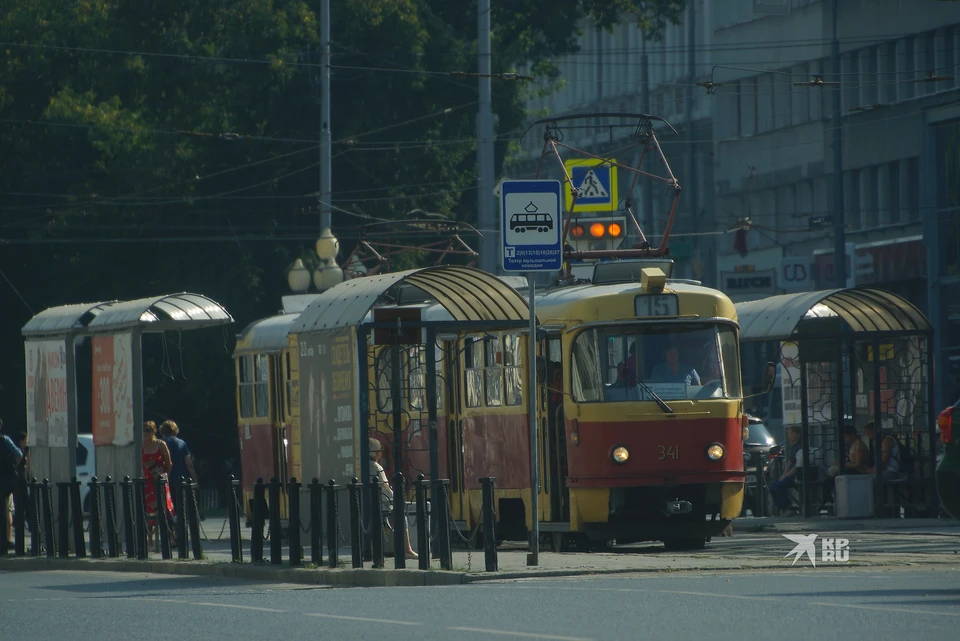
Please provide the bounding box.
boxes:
[2,566,958,641]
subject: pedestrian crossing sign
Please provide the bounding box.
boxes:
[564,158,619,212]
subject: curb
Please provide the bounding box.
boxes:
[2,555,956,587]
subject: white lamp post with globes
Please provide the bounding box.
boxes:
[282,227,345,312]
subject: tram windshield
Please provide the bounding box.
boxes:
[571,323,741,403]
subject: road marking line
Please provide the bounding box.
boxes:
[448,626,594,641]
[659,590,778,601]
[809,602,960,617]
[131,597,285,613]
[192,602,287,613]
[304,613,422,626]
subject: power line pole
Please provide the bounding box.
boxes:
[831,0,846,287]
[685,3,697,265]
[640,31,653,240]
[477,0,496,273]
[319,0,332,232]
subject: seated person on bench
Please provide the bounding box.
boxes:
[822,423,870,503]
[769,426,805,516]
[863,421,901,482]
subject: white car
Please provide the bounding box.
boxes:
[77,434,96,513]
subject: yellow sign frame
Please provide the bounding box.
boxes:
[563,158,619,213]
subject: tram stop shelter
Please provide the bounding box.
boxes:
[289,264,531,548]
[736,287,937,519]
[21,293,233,516]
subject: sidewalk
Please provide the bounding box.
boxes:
[732,516,960,535]
[2,515,957,588]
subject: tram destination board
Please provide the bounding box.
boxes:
[501,179,563,273]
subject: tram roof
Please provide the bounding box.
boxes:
[735,287,931,342]
[535,279,738,322]
[291,265,529,334]
[235,313,300,355]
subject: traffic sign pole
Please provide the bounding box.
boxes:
[527,271,539,566]
[500,179,562,568]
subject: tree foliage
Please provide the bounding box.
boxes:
[0,0,684,473]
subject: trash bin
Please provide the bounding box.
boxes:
[836,474,874,518]
[407,501,431,554]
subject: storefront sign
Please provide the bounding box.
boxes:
[780,256,813,292]
[720,268,778,294]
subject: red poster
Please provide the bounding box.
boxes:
[92,336,115,446]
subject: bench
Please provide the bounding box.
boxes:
[882,474,933,518]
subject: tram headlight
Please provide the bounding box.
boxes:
[611,446,630,464]
[705,443,725,461]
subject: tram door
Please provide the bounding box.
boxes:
[542,335,569,522]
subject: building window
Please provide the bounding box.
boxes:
[774,73,792,129]
[757,74,774,133]
[880,42,898,104]
[809,59,822,120]
[904,157,919,221]
[792,64,809,125]
[844,170,861,230]
[860,166,878,228]
[888,161,901,224]
[842,52,859,112]
[898,37,916,100]
[740,78,757,136]
[860,47,878,107]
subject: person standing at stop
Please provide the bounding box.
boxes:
[159,420,197,519]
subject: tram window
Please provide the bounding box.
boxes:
[238,355,255,418]
[285,352,294,417]
[484,335,503,407]
[254,354,270,417]
[465,336,483,408]
[375,346,405,412]
[571,323,741,403]
[718,326,742,398]
[433,341,443,412]
[503,334,522,406]
[409,346,425,410]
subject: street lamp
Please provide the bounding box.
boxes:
[287,258,311,293]
[312,227,344,291]
[315,227,340,260]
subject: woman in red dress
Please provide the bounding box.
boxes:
[141,421,175,540]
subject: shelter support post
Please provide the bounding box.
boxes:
[425,326,439,543]
[873,340,885,517]
[799,347,809,518]
[356,327,371,560]
[527,272,539,565]
[835,341,847,516]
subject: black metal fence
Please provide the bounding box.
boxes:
[1,472,499,573]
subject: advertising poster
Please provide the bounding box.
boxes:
[92,333,135,446]
[24,339,68,447]
[780,341,802,426]
[299,328,358,484]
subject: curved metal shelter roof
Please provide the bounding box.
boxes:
[291,265,529,334]
[235,313,299,355]
[86,293,233,333]
[736,287,931,342]
[22,301,119,337]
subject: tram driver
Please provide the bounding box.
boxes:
[650,344,701,386]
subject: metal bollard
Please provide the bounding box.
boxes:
[29,479,42,557]
[103,476,119,558]
[326,480,338,569]
[41,479,55,558]
[88,476,103,558]
[155,476,172,560]
[70,477,86,558]
[184,480,202,560]
[227,475,243,563]
[348,478,362,569]
[309,479,322,566]
[14,476,27,556]
[288,477,302,567]
[268,477,282,565]
[415,474,430,570]
[176,479,188,559]
[755,454,766,518]
[121,476,135,558]
[480,477,498,572]
[0,489,7,555]
[133,478,148,560]
[56,482,70,558]
[392,473,406,569]
[369,476,384,569]
[251,478,265,563]
[434,480,452,570]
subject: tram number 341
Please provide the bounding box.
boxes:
[657,445,679,461]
